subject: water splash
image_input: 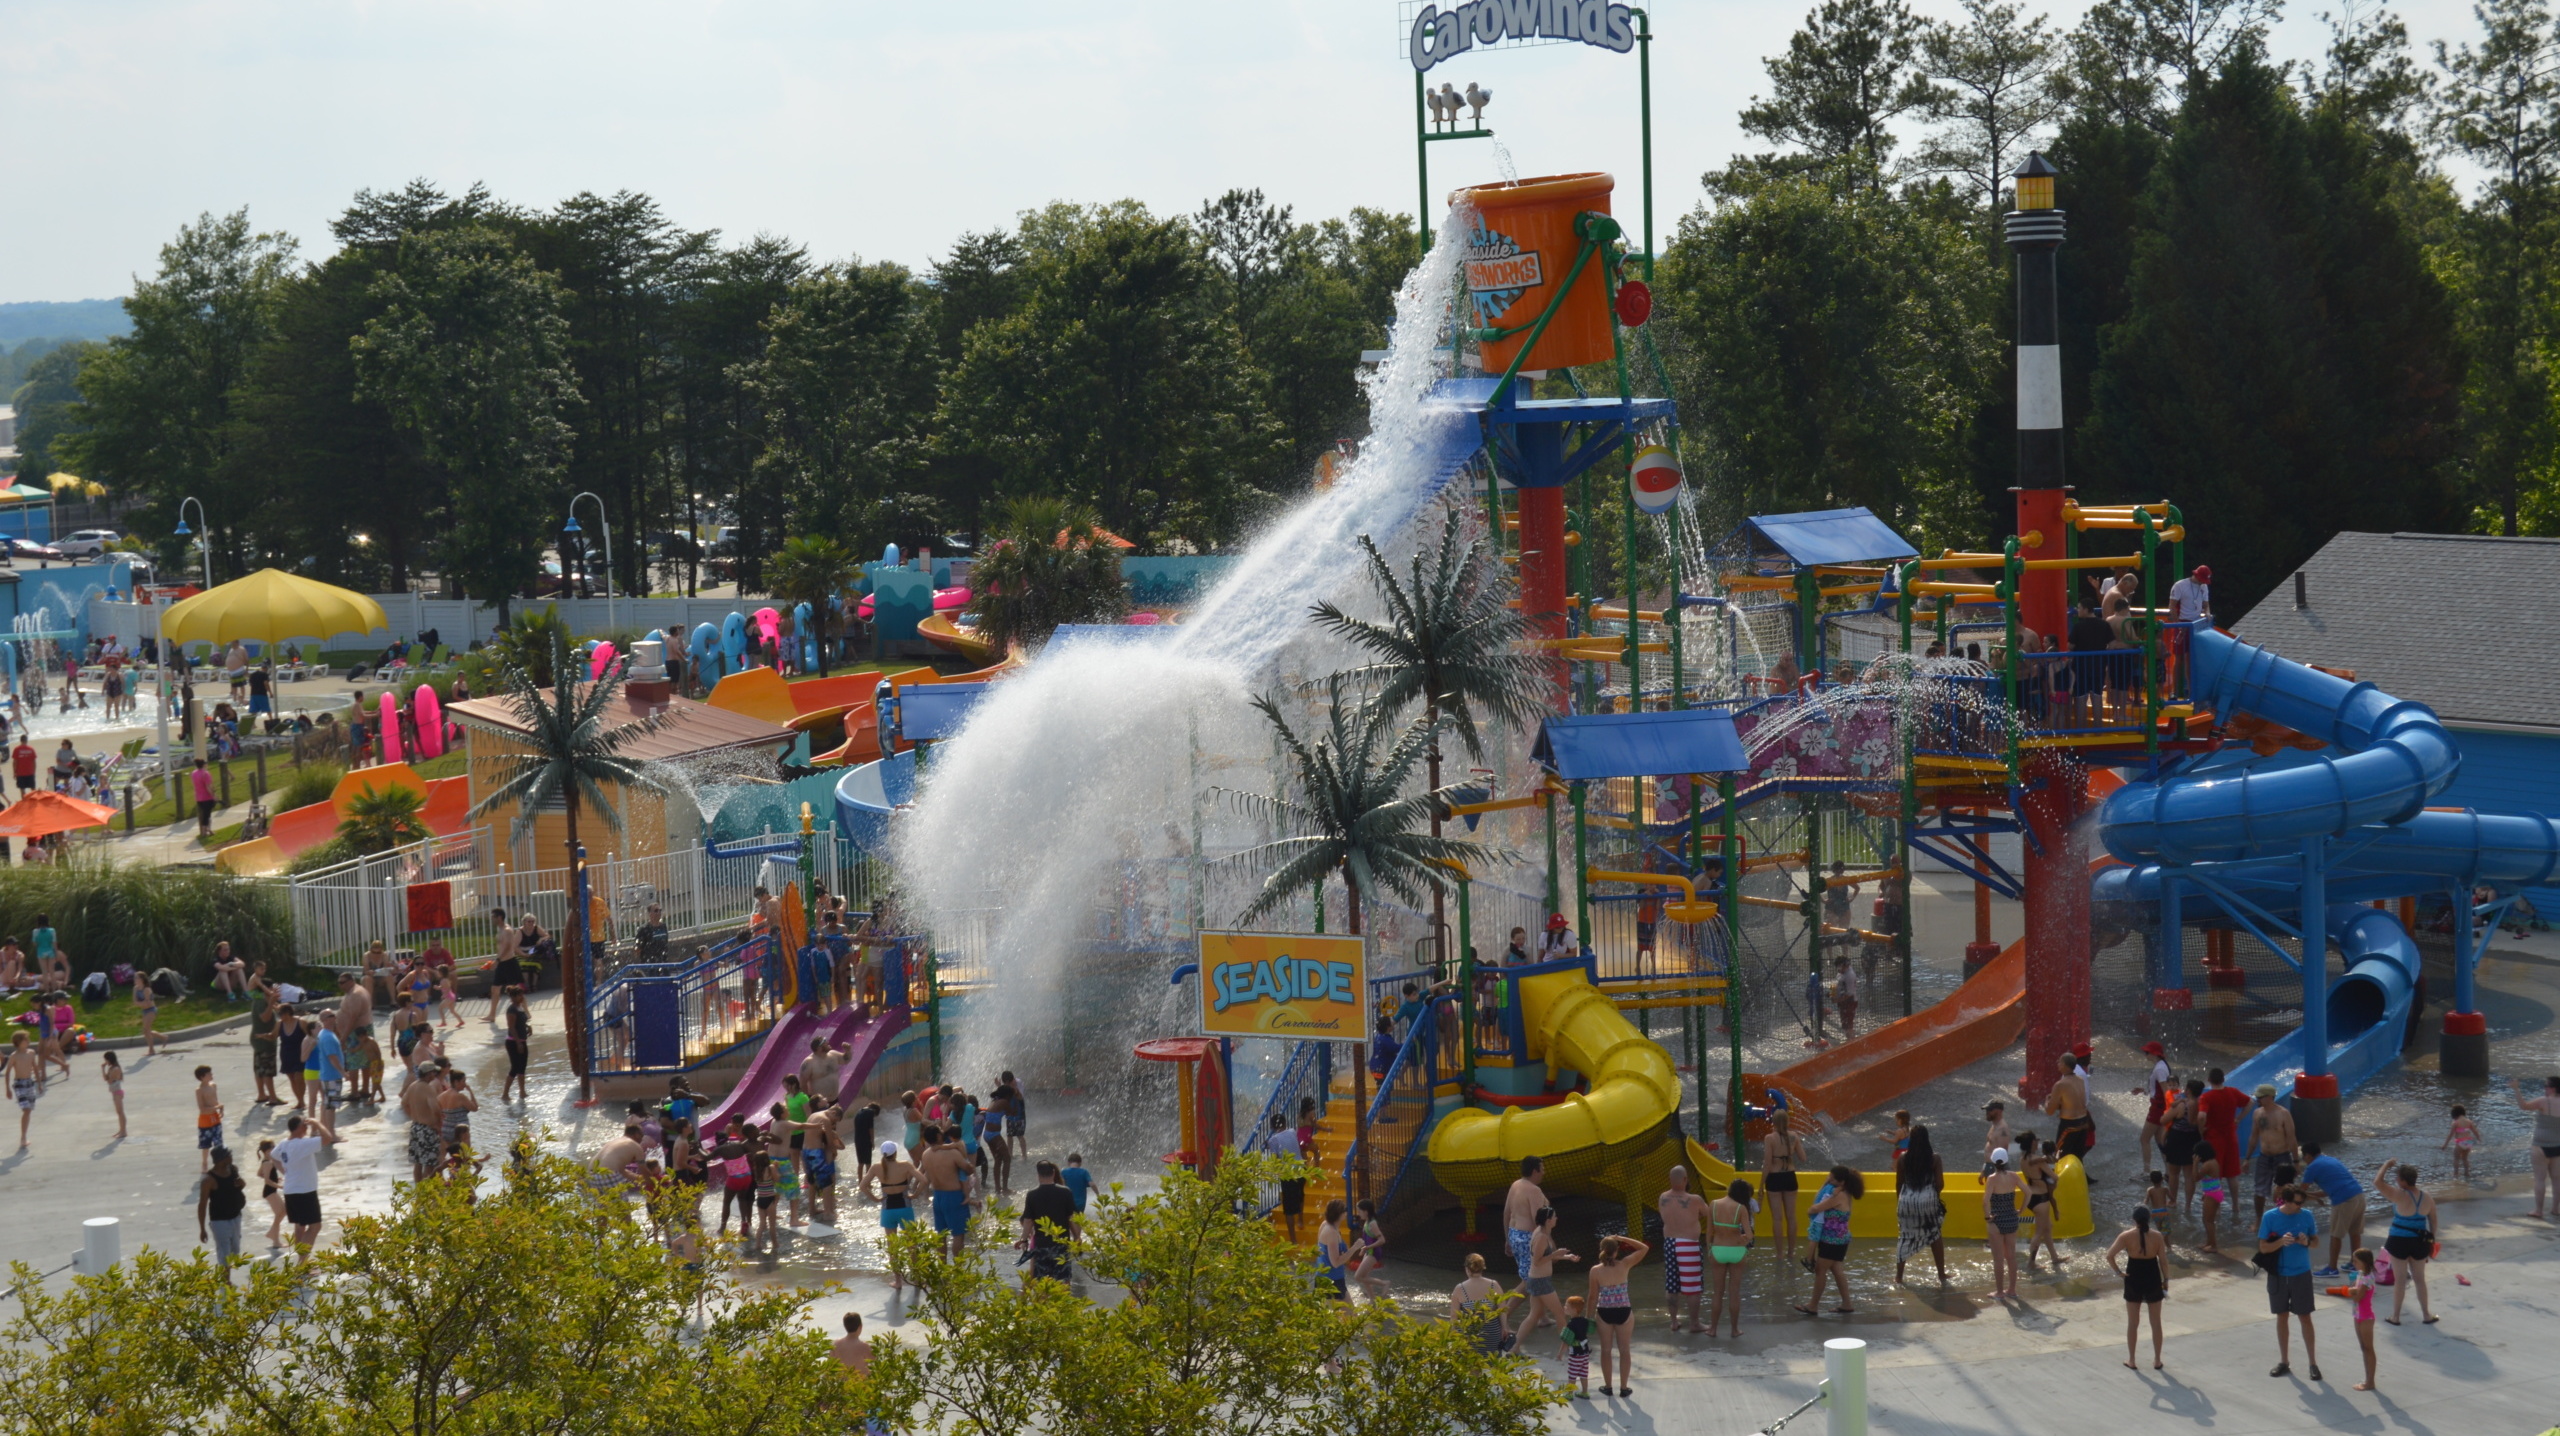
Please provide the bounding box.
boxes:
[892,217,1490,1105]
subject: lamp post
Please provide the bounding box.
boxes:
[171,497,211,591]
[565,492,615,636]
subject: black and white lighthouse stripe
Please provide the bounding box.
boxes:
[2005,162,2067,488]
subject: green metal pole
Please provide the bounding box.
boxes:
[1458,876,1477,1094]
[1805,797,1825,1005]
[1720,772,1742,1153]
[1416,69,1432,250]
[1898,564,1920,1017]
[1635,7,1655,280]
[1572,781,1592,951]
[1544,790,1560,916]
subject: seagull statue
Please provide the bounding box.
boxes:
[1464,82,1492,128]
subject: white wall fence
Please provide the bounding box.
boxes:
[90,593,839,657]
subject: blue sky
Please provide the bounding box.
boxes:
[2,0,2496,301]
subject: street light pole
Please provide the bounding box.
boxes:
[565,492,615,637]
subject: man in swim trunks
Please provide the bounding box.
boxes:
[919,1122,978,1258]
[2197,1065,2249,1186]
[2045,1053,2096,1159]
[2248,1083,2298,1223]
[1657,1165,1709,1332]
[401,1064,447,1180]
[9,1032,39,1149]
[1502,1156,1548,1280]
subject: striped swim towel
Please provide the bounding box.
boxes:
[1663,1236,1705,1295]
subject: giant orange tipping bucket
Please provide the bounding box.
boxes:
[1455,171,1616,373]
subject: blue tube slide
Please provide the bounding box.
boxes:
[833,749,917,858]
[2092,625,2560,1117]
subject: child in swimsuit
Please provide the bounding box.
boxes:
[1558,1296,1594,1396]
[2348,1247,2380,1391]
[2144,1171,2174,1229]
[2194,1152,2226,1253]
[2444,1105,2479,1183]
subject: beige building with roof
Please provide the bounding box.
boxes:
[446,676,794,868]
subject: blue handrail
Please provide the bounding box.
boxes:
[1341,993,1454,1213]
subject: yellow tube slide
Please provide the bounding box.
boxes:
[1680,1137,2093,1241]
[1425,968,1684,1221]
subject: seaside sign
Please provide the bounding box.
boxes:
[1410,0,1639,71]
[1197,930,1370,1040]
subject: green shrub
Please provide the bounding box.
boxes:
[0,857,295,983]
[276,761,346,813]
[285,837,358,875]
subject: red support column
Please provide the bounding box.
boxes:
[2018,749,2092,1104]
[1517,485,1571,704]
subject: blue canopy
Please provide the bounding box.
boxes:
[1741,508,1918,569]
[1533,709,1750,780]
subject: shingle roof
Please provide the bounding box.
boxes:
[447,688,793,764]
[2232,531,2560,732]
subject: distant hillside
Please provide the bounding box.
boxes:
[0,299,129,346]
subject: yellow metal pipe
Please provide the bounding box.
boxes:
[1587,869,1719,923]
[1591,604,1668,623]
[1910,581,2000,597]
[2019,555,2143,571]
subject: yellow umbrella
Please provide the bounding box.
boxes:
[158,568,390,648]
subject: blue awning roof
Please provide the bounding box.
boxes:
[1533,708,1750,780]
[1744,508,1918,568]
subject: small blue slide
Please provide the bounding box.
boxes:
[2092,626,2560,1111]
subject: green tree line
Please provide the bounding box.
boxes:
[1658,0,2560,614]
[38,183,1417,605]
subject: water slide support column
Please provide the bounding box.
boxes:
[2293,838,2341,1145]
[2017,752,2092,1104]
[2443,879,2491,1078]
[1515,423,1573,707]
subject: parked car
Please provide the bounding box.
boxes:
[57,529,121,559]
[3,538,66,563]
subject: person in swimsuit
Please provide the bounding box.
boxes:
[2163,1079,2204,1213]
[1794,1166,1862,1316]
[2107,1204,2169,1369]
[2247,1084,2299,1224]
[2022,1136,2062,1269]
[1656,1166,1710,1331]
[2443,1104,2479,1184]
[1894,1124,1948,1285]
[2346,1247,2380,1390]
[1350,1198,1388,1298]
[2143,1171,2175,1236]
[2376,1161,2438,1325]
[255,1139,286,1246]
[2194,1150,2228,1253]
[2514,1075,2560,1218]
[102,1051,126,1139]
[8,1032,40,1150]
[1762,1119,1805,1263]
[1557,1297,1595,1397]
[2045,1053,2097,1161]
[1501,1156,1548,1281]
[1706,1180,1756,1337]
[276,1008,308,1112]
[1450,1252,1524,1353]
[1983,1147,2024,1299]
[1507,1205,1577,1341]
[2134,1040,2172,1172]
[1585,1234,1648,1398]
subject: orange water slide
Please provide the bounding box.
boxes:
[1740,770,2123,1130]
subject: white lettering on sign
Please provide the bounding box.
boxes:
[1464,220,1541,325]
[1410,0,1637,71]
[1467,251,1543,296]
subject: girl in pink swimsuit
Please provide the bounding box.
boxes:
[2348,1247,2380,1391]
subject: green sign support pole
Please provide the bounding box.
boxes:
[1720,771,1742,1153]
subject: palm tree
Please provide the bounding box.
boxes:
[766,535,861,676]
[336,783,430,855]
[963,495,1128,653]
[1233,678,1493,1200]
[469,633,669,1097]
[1309,509,1542,958]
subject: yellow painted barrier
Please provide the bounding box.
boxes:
[1680,1137,2093,1240]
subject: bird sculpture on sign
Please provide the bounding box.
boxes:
[1436,81,1463,129]
[1465,82,1492,126]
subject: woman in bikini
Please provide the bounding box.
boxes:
[1705,1179,1757,1336]
[2161,1079,2204,1214]
[1762,1119,1806,1264]
[2022,1135,2063,1269]
[1508,1206,1579,1342]
[255,1138,287,1246]
[876,1141,918,1293]
[1983,1147,2025,1299]
[1585,1233,1649,1398]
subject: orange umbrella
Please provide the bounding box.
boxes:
[0,790,119,837]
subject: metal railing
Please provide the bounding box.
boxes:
[1344,994,1452,1215]
[2017,649,2150,734]
[585,924,933,1077]
[287,830,875,969]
